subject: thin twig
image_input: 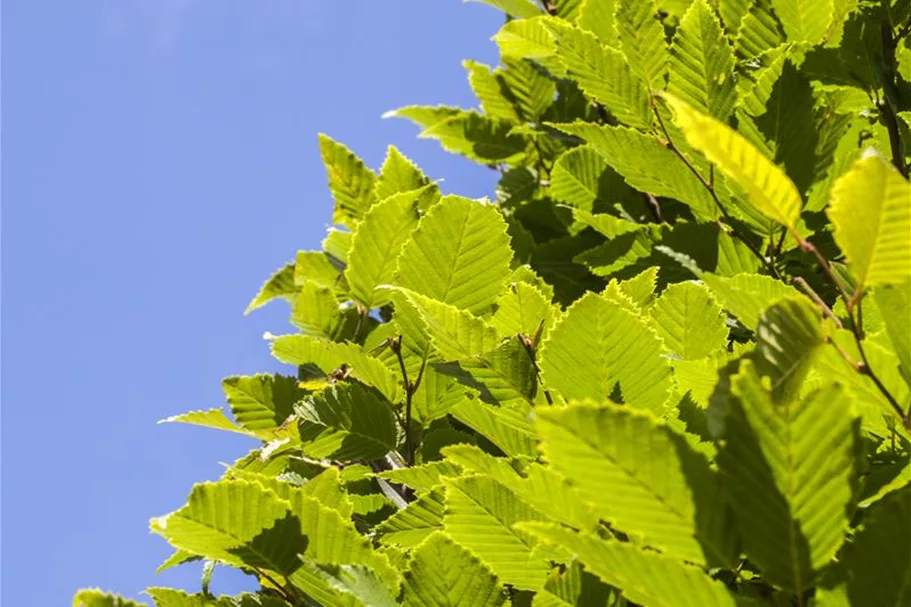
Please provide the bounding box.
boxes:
[651,104,781,279]
[390,335,424,465]
[518,321,553,405]
[791,277,843,328]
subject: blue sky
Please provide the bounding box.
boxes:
[2,2,502,603]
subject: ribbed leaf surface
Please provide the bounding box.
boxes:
[578,0,618,46]
[443,475,549,590]
[376,461,462,496]
[374,145,434,202]
[395,196,513,315]
[736,0,786,58]
[319,135,376,228]
[536,403,735,567]
[753,297,824,402]
[663,94,801,229]
[549,145,612,212]
[345,192,421,309]
[296,382,397,461]
[143,588,237,607]
[554,123,718,220]
[533,562,615,607]
[615,0,668,87]
[669,0,737,121]
[539,292,672,411]
[150,480,306,575]
[224,374,302,432]
[158,409,259,439]
[73,590,147,607]
[546,22,651,128]
[450,398,537,457]
[718,362,861,592]
[401,532,507,607]
[520,524,751,607]
[815,487,911,607]
[772,0,833,44]
[649,281,729,360]
[491,281,555,339]
[375,489,445,548]
[828,153,911,289]
[701,272,801,331]
[245,263,296,315]
[465,60,522,123]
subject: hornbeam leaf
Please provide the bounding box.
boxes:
[501,58,556,122]
[662,94,802,229]
[668,0,737,121]
[310,565,399,607]
[578,0,618,46]
[545,21,651,128]
[494,17,559,61]
[401,532,507,607]
[615,0,668,88]
[536,402,736,567]
[294,251,346,293]
[520,524,752,607]
[753,296,825,402]
[345,191,422,309]
[442,475,550,591]
[390,289,502,362]
[649,281,729,361]
[245,263,296,315]
[150,480,307,575]
[736,0,786,58]
[549,145,626,212]
[553,122,719,220]
[158,409,259,439]
[534,561,616,607]
[375,489,445,548]
[374,146,436,203]
[296,382,397,462]
[318,134,376,228]
[828,153,911,290]
[450,398,538,457]
[873,281,911,387]
[395,195,513,314]
[539,292,673,411]
[490,281,556,339]
[815,487,911,607]
[289,282,343,338]
[467,0,542,18]
[464,60,523,123]
[421,112,528,164]
[375,461,462,496]
[223,374,303,433]
[718,362,862,592]
[772,0,834,45]
[701,272,801,331]
[144,588,237,607]
[73,590,147,607]
[736,45,789,117]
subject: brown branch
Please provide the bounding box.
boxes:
[790,277,842,328]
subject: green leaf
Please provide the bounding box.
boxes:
[468,0,542,18]
[615,0,668,88]
[73,590,147,607]
[533,561,616,607]
[500,58,557,122]
[549,145,632,213]
[536,402,736,567]
[450,398,538,457]
[158,409,259,439]
[245,263,296,315]
[521,524,750,607]
[321,228,353,267]
[736,0,786,58]
[391,289,502,362]
[310,564,399,607]
[375,489,445,548]
[374,146,437,204]
[411,366,470,425]
[545,21,651,128]
[553,122,719,220]
[143,588,236,607]
[296,382,397,461]
[395,195,513,315]
[442,475,550,591]
[439,338,539,409]
[701,272,801,331]
[873,281,911,386]
[495,17,559,61]
[578,0,618,46]
[828,153,911,290]
[319,134,376,228]
[345,191,422,309]
[662,93,802,229]
[150,479,307,575]
[752,296,825,402]
[294,250,346,293]
[465,60,523,123]
[718,361,862,592]
[290,282,344,338]
[490,281,555,339]
[736,44,789,117]
[815,487,911,607]
[224,374,303,433]
[649,281,729,360]
[772,0,833,45]
[668,0,737,121]
[539,292,673,411]
[401,532,507,607]
[375,461,462,496]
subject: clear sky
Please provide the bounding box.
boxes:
[2,2,502,603]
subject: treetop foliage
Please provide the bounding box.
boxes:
[77,1,911,606]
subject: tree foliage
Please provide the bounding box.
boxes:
[77,2,911,606]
